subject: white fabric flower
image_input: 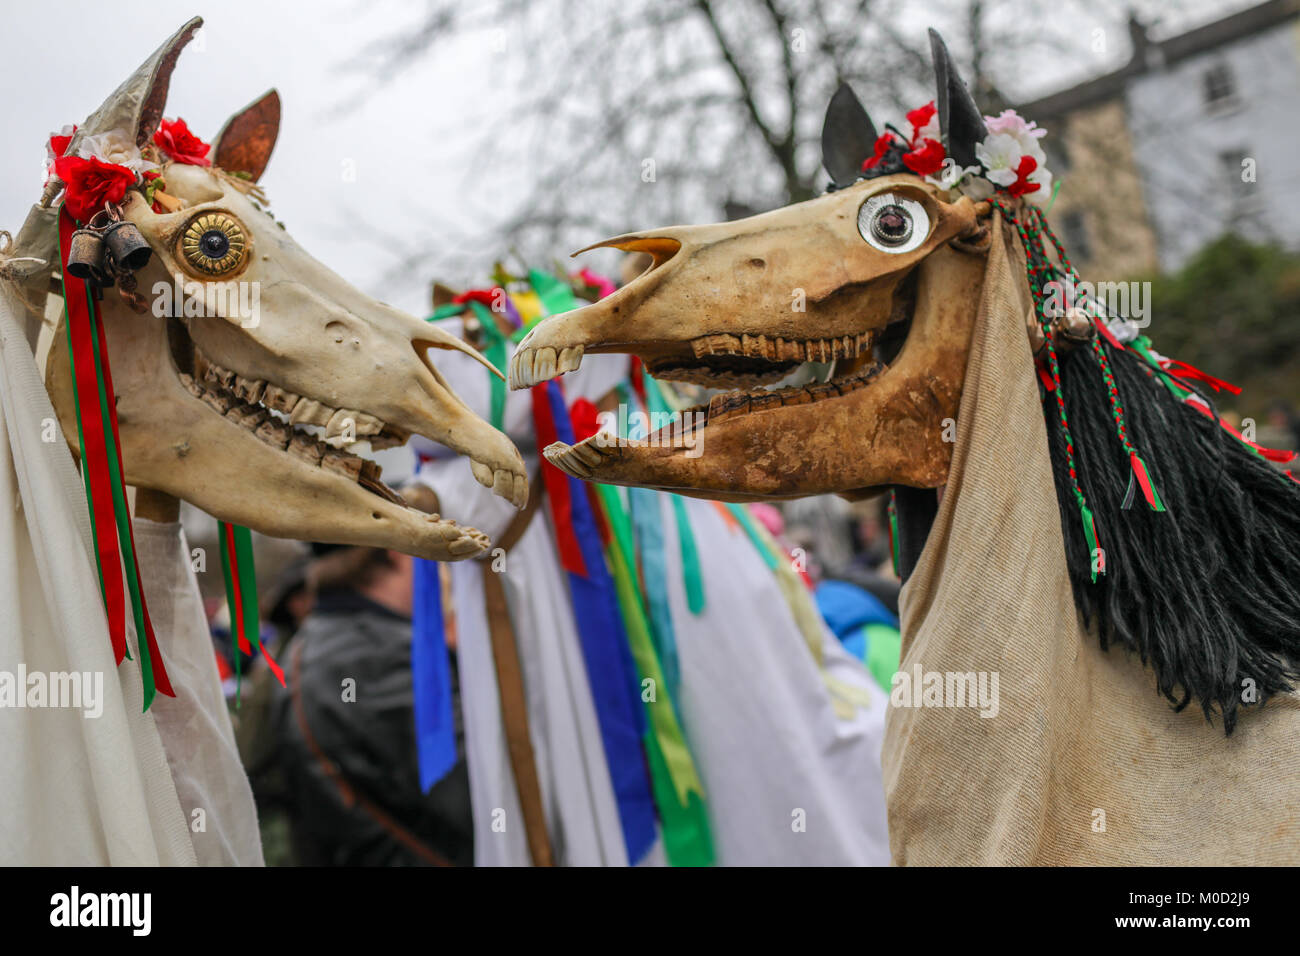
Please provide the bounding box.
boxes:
[924,161,988,197]
[975,132,1027,187]
[1023,165,1054,207]
[958,175,995,201]
[77,129,157,177]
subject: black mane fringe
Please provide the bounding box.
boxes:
[1045,337,1300,733]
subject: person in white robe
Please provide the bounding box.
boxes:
[412,290,891,866]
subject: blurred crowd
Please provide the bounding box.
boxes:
[197,486,903,867]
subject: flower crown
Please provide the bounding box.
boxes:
[859,103,1054,208]
[45,117,212,222]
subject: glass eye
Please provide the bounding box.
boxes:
[858,193,931,254]
[180,213,248,276]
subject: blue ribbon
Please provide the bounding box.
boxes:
[544,380,659,863]
[628,487,682,708]
[412,557,458,792]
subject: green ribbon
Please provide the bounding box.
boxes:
[529,267,579,316]
[62,309,125,661]
[468,300,509,431]
[85,291,157,707]
[596,481,714,866]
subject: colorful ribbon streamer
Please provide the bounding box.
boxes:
[58,207,173,708]
[217,520,283,704]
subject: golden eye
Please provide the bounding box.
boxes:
[179,213,248,276]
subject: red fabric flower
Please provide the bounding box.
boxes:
[902,138,946,176]
[49,127,77,160]
[906,101,937,137]
[861,132,902,172]
[153,117,211,166]
[53,154,137,223]
[862,101,948,177]
[1005,155,1042,197]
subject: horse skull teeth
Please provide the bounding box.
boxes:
[471,459,494,489]
[179,345,436,505]
[254,418,292,449]
[263,385,300,414]
[289,398,334,426]
[287,433,326,464]
[320,449,362,481]
[325,408,360,438]
[233,377,266,403]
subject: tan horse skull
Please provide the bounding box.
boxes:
[26,18,526,561]
[510,173,987,500]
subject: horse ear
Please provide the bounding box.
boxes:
[928,29,986,169]
[432,281,458,310]
[64,17,203,158]
[212,90,281,182]
[822,84,879,188]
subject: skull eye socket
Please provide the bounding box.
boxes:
[858,193,930,254]
[179,213,248,276]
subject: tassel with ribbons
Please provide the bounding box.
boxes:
[217,520,283,705]
[58,207,173,708]
[1090,336,1166,513]
[991,199,1107,577]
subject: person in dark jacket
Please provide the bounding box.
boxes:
[269,543,473,866]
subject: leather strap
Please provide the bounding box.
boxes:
[480,476,554,866]
[289,640,453,866]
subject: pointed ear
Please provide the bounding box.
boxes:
[929,29,986,169]
[432,282,458,310]
[822,84,879,187]
[212,90,281,182]
[66,17,203,156]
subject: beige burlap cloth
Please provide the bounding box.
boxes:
[883,215,1300,865]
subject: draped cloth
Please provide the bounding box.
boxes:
[0,286,194,865]
[419,320,891,866]
[884,216,1300,865]
[134,518,264,865]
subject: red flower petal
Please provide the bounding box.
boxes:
[154,117,212,167]
[902,138,946,177]
[49,127,77,159]
[53,154,137,223]
[1006,154,1041,197]
[862,132,902,172]
[905,101,937,140]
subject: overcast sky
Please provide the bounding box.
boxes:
[1,0,1243,317]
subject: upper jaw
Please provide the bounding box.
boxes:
[159,316,525,560]
[181,309,529,513]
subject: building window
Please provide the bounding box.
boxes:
[1061,210,1091,264]
[1204,63,1236,108]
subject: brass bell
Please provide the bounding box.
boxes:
[102,220,153,273]
[66,228,108,283]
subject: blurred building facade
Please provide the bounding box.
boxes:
[1020,0,1300,277]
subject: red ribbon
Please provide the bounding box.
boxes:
[1159,357,1242,395]
[1035,362,1056,392]
[530,381,587,576]
[59,212,128,664]
[1185,400,1297,463]
[58,208,172,697]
